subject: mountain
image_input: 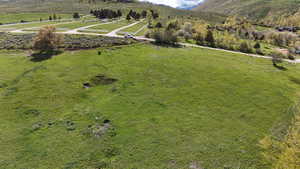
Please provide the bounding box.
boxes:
[194,0,300,20]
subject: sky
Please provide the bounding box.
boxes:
[139,0,203,9]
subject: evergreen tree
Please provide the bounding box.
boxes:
[126,14,131,21]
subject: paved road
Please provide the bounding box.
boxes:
[3,19,300,64]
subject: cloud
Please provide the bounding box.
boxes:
[139,0,203,8]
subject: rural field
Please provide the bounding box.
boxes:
[0,0,300,168]
[0,43,300,169]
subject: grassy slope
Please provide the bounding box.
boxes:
[195,0,300,19]
[0,13,71,24]
[0,44,300,169]
[117,20,147,35]
[0,0,226,23]
[88,20,133,32]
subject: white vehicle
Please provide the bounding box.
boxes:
[124,33,134,39]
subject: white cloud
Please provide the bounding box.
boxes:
[139,0,203,8]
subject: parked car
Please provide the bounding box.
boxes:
[124,33,134,39]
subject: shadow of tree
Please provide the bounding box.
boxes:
[30,50,63,62]
[150,42,181,48]
[273,63,287,71]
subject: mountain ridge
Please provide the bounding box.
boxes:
[194,0,300,20]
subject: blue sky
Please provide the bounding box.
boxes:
[139,0,203,8]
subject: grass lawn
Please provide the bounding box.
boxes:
[117,20,147,35]
[0,21,64,30]
[88,19,133,33]
[0,13,71,24]
[135,26,149,36]
[55,21,101,30]
[0,44,300,169]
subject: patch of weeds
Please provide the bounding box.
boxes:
[31,122,43,131]
[66,120,76,131]
[83,119,116,138]
[102,145,119,158]
[4,87,18,96]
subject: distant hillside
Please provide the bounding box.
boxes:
[194,0,300,21]
[0,0,225,23]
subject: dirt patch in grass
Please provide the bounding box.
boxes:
[90,74,118,86]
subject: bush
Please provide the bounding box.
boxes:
[271,51,285,66]
[152,29,178,45]
[256,48,264,55]
[239,41,253,53]
[155,22,163,28]
[73,12,80,19]
[33,26,64,53]
[194,32,205,46]
[205,30,215,47]
[254,42,261,49]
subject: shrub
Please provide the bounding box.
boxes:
[152,29,178,45]
[194,32,205,45]
[73,12,80,19]
[205,30,215,47]
[256,48,264,55]
[33,26,64,53]
[254,42,261,49]
[239,41,253,53]
[155,22,163,28]
[271,51,285,66]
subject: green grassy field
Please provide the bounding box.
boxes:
[87,20,133,33]
[0,13,71,24]
[0,43,299,169]
[55,21,100,30]
[0,21,65,30]
[117,20,147,35]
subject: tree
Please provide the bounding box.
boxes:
[155,22,163,28]
[205,30,215,47]
[33,26,64,53]
[239,41,252,53]
[73,12,80,19]
[254,42,261,49]
[152,29,178,45]
[117,10,122,18]
[53,14,57,20]
[271,51,285,67]
[126,14,131,21]
[194,32,205,45]
[141,10,147,18]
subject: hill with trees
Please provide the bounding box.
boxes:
[194,0,300,26]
